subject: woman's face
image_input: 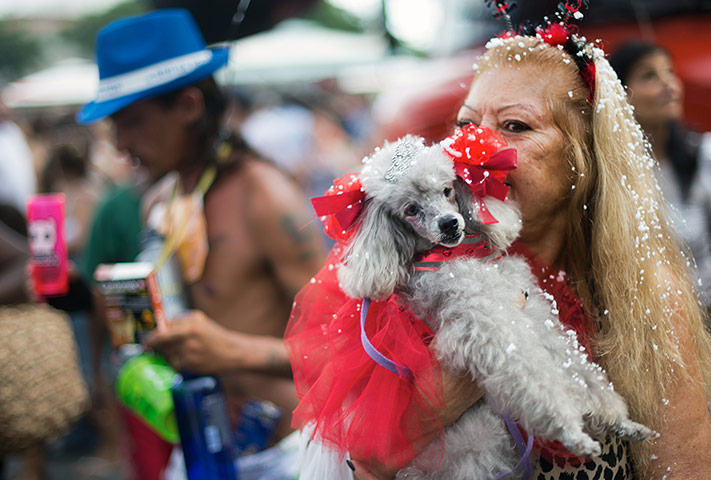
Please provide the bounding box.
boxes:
[625,51,683,128]
[456,64,572,243]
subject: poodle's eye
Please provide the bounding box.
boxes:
[404,204,419,217]
[443,187,453,198]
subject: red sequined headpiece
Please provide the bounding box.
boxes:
[486,0,596,104]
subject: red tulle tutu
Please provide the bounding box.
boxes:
[284,244,445,469]
[285,242,596,469]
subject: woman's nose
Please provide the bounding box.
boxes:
[660,70,682,94]
[478,116,496,132]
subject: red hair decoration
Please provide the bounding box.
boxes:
[311,173,364,242]
[580,62,596,104]
[440,124,517,224]
[486,0,596,104]
[485,0,516,31]
[538,22,572,47]
[537,1,596,104]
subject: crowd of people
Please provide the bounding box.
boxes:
[1,4,710,480]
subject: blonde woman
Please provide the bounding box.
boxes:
[353,32,711,480]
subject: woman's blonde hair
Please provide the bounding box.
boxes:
[478,35,711,472]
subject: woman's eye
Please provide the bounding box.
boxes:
[455,120,474,129]
[503,120,530,133]
[640,70,657,81]
[404,204,419,217]
[443,187,453,198]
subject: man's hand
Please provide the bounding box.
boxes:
[144,310,294,377]
[144,310,234,374]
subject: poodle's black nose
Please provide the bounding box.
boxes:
[439,216,460,235]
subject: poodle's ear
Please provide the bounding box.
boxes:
[481,197,522,252]
[453,178,522,252]
[453,178,478,231]
[337,201,416,300]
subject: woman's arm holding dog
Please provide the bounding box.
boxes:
[353,369,485,480]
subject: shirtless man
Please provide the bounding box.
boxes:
[77,9,325,476]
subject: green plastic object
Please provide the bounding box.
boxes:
[116,351,179,443]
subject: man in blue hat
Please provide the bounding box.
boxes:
[78,9,325,479]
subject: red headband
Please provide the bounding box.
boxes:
[489,0,596,104]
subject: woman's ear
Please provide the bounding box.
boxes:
[337,202,416,300]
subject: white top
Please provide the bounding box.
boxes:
[0,121,36,213]
[657,132,711,306]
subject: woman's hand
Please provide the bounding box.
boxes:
[351,460,397,480]
[438,368,485,425]
[350,368,485,479]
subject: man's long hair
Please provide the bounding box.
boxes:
[153,77,234,164]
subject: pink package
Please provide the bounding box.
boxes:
[26,193,68,297]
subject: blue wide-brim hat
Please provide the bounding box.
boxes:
[77,9,229,125]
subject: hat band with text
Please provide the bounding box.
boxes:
[96,50,214,102]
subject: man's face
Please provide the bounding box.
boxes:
[110,97,188,181]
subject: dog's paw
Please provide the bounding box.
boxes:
[559,432,602,458]
[613,420,652,442]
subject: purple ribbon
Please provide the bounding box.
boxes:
[493,414,533,480]
[360,298,414,381]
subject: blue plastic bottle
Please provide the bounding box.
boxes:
[232,399,282,457]
[171,374,239,480]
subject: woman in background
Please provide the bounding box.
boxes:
[611,41,711,312]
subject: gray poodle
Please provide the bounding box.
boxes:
[327,135,651,479]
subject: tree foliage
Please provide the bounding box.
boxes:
[300,1,365,32]
[0,20,42,83]
[60,0,148,57]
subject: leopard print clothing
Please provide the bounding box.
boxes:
[531,435,632,480]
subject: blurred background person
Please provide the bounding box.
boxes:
[77,9,326,479]
[240,86,366,248]
[0,100,36,214]
[0,199,90,480]
[611,41,711,314]
[36,118,117,472]
[0,201,45,480]
[40,120,104,256]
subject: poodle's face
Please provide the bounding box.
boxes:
[391,179,464,248]
[361,136,465,248]
[338,134,521,300]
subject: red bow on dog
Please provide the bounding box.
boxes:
[440,124,517,224]
[311,173,365,242]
